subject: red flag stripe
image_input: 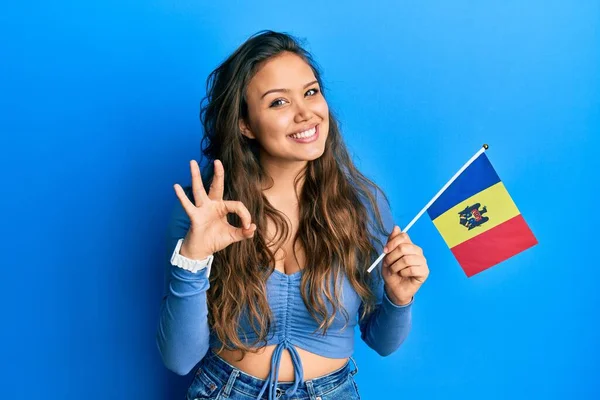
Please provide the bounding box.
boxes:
[451,214,538,277]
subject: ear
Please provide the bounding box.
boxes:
[239,118,256,139]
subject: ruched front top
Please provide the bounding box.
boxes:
[157,186,414,400]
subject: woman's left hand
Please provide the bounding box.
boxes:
[381,226,429,306]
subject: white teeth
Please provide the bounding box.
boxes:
[289,127,316,139]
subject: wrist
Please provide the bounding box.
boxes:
[384,285,413,306]
[180,239,212,260]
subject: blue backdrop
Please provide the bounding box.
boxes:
[2,1,598,399]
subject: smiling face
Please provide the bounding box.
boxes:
[240,51,330,168]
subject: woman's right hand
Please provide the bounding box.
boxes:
[173,159,256,260]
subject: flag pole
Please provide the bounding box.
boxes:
[367,144,489,273]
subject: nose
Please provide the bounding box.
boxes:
[293,98,314,123]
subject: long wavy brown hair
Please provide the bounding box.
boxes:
[191,30,391,360]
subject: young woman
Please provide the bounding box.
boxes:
[157,30,429,400]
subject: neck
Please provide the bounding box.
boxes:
[260,154,308,198]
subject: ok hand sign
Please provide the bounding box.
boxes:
[173,159,257,260]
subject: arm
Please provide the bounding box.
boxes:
[156,189,211,375]
[358,187,413,356]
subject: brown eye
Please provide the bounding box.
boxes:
[270,99,286,108]
[306,88,319,96]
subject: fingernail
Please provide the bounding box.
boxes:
[383,246,389,252]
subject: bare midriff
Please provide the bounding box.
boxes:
[214,345,348,381]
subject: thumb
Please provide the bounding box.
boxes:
[388,225,402,240]
[384,225,401,253]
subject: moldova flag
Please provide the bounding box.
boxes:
[427,152,537,277]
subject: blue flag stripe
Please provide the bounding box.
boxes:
[427,153,501,220]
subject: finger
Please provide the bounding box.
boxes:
[384,246,421,269]
[389,255,426,274]
[208,159,225,201]
[384,230,412,253]
[385,243,423,266]
[223,200,252,229]
[229,223,257,243]
[173,183,196,216]
[399,264,429,279]
[190,160,209,207]
[387,253,421,272]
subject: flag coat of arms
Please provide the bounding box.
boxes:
[427,152,537,277]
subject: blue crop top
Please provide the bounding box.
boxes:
[156,186,413,400]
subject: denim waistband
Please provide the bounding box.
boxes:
[199,349,358,400]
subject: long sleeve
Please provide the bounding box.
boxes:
[156,188,211,375]
[358,186,413,356]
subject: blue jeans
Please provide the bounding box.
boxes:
[186,350,361,400]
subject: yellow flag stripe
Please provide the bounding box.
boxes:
[432,182,521,248]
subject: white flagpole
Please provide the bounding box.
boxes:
[367,144,489,273]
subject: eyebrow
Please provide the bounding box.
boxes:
[260,80,319,100]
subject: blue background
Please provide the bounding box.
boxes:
[2,1,598,399]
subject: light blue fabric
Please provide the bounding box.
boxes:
[156,185,413,400]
